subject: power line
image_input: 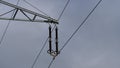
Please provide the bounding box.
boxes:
[0,19,11,47]
[17,0,20,5]
[23,0,50,17]
[31,0,71,67]
[22,0,57,67]
[48,59,55,68]
[47,0,102,68]
[0,0,20,48]
[31,25,56,68]
[60,0,102,51]
[31,37,48,68]
[47,0,71,68]
[46,0,71,67]
[57,0,70,20]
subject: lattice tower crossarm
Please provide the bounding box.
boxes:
[0,0,58,24]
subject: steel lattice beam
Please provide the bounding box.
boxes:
[0,0,58,24]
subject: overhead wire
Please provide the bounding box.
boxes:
[17,0,21,5]
[0,0,54,67]
[47,0,71,68]
[31,25,56,68]
[48,58,55,68]
[0,0,20,48]
[57,0,70,20]
[31,0,70,67]
[60,0,102,51]
[23,0,50,17]
[47,0,103,68]
[22,0,57,68]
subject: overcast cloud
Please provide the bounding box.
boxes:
[0,0,120,68]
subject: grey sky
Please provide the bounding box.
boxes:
[0,0,120,68]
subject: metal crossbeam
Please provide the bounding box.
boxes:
[0,18,54,23]
[0,0,58,24]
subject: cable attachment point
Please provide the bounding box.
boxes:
[47,50,60,59]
